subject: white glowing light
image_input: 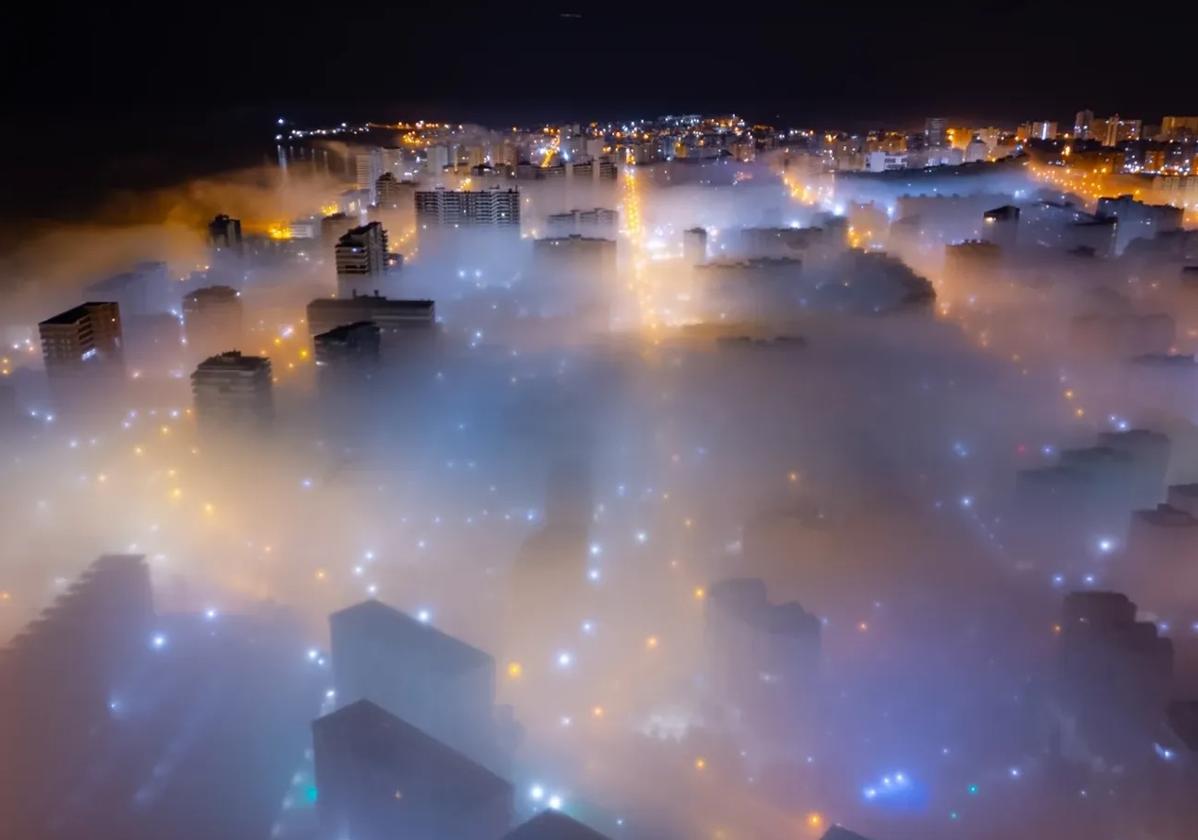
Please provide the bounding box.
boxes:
[556,651,573,668]
[529,784,544,801]
[416,609,431,623]
[150,633,167,650]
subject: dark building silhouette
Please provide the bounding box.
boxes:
[307,294,435,337]
[330,599,512,774]
[190,351,273,429]
[1049,591,1173,766]
[820,828,876,840]
[182,285,242,354]
[82,261,173,318]
[314,321,381,367]
[312,699,513,840]
[503,809,611,839]
[208,214,242,253]
[705,578,821,735]
[0,555,319,839]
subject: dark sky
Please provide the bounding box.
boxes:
[1,1,1195,223]
[6,2,1197,127]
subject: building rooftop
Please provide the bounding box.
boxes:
[313,699,510,795]
[1134,504,1198,528]
[39,302,115,327]
[330,599,493,675]
[309,295,433,311]
[502,811,611,840]
[194,351,270,373]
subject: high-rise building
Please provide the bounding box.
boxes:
[425,144,450,175]
[38,301,124,376]
[532,235,617,280]
[312,699,513,840]
[924,117,948,147]
[190,351,273,427]
[1096,195,1184,254]
[335,222,389,298]
[375,172,411,209]
[314,321,381,366]
[356,149,383,204]
[307,294,435,337]
[415,187,521,228]
[0,554,317,839]
[1050,591,1173,766]
[330,600,503,770]
[683,227,708,265]
[83,261,172,318]
[964,133,989,163]
[381,146,405,176]
[1030,121,1059,141]
[705,578,820,736]
[1093,115,1142,147]
[208,214,243,252]
[981,204,1020,249]
[1160,116,1198,139]
[182,285,242,353]
[1074,109,1094,140]
[546,208,618,237]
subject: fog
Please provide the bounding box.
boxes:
[0,137,1195,840]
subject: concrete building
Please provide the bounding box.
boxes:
[83,261,172,318]
[1030,121,1059,141]
[1122,483,1198,613]
[335,222,389,298]
[924,117,948,147]
[503,811,611,840]
[964,134,989,163]
[981,204,1020,249]
[1094,115,1142,146]
[307,294,435,337]
[182,285,241,352]
[375,172,412,209]
[312,700,512,840]
[545,208,618,237]
[425,144,450,175]
[330,600,506,773]
[1096,195,1184,255]
[356,149,383,204]
[532,235,617,279]
[1050,591,1173,766]
[190,351,273,427]
[1161,116,1198,139]
[865,150,907,172]
[0,554,316,839]
[313,321,381,367]
[1074,109,1095,140]
[415,187,521,228]
[683,227,708,265]
[39,301,123,376]
[705,578,820,731]
[208,214,242,252]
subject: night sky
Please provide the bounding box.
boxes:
[1,1,1195,224]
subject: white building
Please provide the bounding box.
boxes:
[355,150,383,205]
[335,222,389,297]
[414,187,521,228]
[865,151,908,172]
